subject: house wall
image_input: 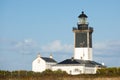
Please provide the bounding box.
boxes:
[32,57,46,72]
[52,65,97,75]
[46,62,57,69]
[84,67,97,74]
[52,65,84,75]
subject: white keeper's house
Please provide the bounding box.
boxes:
[32,11,105,75]
[32,54,57,72]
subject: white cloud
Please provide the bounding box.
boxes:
[92,40,120,67]
[93,40,120,56]
[13,39,39,54]
[15,39,36,48]
[94,40,120,49]
[0,38,73,55]
[41,40,73,53]
[1,38,120,67]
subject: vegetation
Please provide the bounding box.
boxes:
[0,67,120,80]
[96,67,120,77]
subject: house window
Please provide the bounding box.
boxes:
[74,68,79,72]
[79,70,81,73]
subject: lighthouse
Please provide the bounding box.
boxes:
[73,11,93,60]
[33,11,105,75]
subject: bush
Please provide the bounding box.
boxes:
[53,69,68,76]
[97,67,120,76]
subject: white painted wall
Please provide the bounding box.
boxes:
[46,62,57,69]
[52,65,97,75]
[52,65,84,75]
[32,57,46,72]
[74,48,92,60]
[84,67,97,74]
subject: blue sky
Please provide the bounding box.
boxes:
[0,0,120,71]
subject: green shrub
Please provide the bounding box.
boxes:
[97,67,120,76]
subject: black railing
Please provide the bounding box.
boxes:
[73,27,77,30]
[73,26,93,31]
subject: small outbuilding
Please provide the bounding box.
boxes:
[32,54,57,72]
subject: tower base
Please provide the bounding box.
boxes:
[74,48,92,60]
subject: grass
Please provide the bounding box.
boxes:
[0,67,120,80]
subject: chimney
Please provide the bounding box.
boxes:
[37,52,41,58]
[71,57,74,61]
[50,54,53,59]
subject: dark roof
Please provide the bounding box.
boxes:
[78,11,88,18]
[41,57,57,63]
[58,59,80,64]
[58,59,104,67]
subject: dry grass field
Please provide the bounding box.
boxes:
[0,68,120,80]
[1,76,120,80]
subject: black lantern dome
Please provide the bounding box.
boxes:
[78,11,88,18]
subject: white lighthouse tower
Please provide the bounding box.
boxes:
[73,11,93,60]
